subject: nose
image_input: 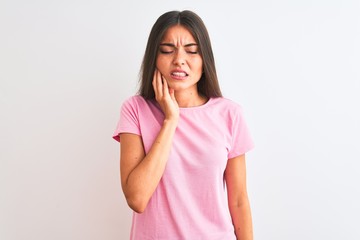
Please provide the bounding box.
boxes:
[173,50,186,66]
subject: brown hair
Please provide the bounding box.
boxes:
[138,10,222,99]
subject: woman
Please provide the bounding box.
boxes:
[113,10,254,240]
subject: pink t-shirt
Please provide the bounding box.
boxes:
[113,95,254,240]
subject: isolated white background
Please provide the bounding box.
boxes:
[1,0,359,239]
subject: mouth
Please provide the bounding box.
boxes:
[170,70,189,79]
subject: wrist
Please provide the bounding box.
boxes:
[163,118,178,128]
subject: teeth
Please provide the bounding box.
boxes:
[172,72,187,77]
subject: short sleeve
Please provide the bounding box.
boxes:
[227,105,254,159]
[112,97,141,142]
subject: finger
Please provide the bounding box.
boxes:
[153,69,162,99]
[162,75,169,97]
[156,70,164,98]
[152,69,157,87]
[152,69,157,94]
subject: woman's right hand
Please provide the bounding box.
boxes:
[152,69,179,122]
[120,69,179,213]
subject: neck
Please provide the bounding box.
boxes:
[175,90,208,108]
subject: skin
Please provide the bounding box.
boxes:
[225,154,254,240]
[119,25,253,240]
[156,24,206,107]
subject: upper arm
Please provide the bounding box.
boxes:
[119,133,145,192]
[224,154,249,206]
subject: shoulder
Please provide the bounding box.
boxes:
[122,95,155,109]
[123,95,146,105]
[208,98,250,129]
[121,95,160,118]
[210,97,244,114]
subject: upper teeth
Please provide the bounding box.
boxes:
[172,72,187,77]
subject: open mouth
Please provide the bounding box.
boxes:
[171,71,189,77]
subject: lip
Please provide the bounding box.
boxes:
[170,69,189,80]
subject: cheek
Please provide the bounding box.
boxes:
[155,57,160,69]
[156,57,168,71]
[192,58,203,73]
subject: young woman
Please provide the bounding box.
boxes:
[113,10,254,240]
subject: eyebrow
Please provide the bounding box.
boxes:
[159,43,198,47]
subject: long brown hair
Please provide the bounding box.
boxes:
[138,10,222,99]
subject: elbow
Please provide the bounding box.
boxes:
[126,195,149,214]
[128,202,146,214]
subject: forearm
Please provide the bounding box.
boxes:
[123,119,177,212]
[229,197,253,240]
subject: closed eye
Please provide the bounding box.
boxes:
[185,45,199,54]
[187,51,198,54]
[159,50,174,54]
[159,45,174,54]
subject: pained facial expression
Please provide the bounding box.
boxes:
[156,25,203,94]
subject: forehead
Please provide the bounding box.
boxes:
[161,25,197,44]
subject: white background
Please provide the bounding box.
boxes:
[1,0,359,239]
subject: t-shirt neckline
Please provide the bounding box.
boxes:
[179,97,214,111]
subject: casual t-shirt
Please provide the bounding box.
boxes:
[113,95,254,240]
